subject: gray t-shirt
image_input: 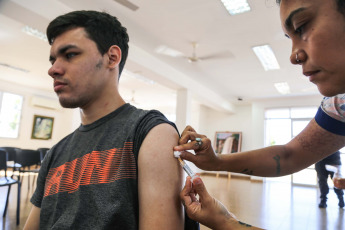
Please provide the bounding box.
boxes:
[31,103,190,229]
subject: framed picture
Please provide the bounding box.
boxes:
[214,131,242,154]
[31,115,54,140]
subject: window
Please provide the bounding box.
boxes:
[0,92,23,138]
[265,106,319,186]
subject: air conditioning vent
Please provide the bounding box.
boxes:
[31,96,61,110]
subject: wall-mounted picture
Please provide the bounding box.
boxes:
[214,131,242,154]
[31,115,54,140]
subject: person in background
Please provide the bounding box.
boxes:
[175,0,345,228]
[23,10,198,230]
[315,151,344,208]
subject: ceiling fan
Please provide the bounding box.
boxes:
[0,62,29,73]
[156,42,234,63]
[128,90,139,106]
[114,0,139,11]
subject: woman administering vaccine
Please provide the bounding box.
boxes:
[174,0,345,228]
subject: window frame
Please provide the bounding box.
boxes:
[264,106,318,186]
[0,91,24,139]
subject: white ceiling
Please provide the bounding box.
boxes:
[0,0,320,113]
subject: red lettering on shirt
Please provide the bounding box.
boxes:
[43,143,136,197]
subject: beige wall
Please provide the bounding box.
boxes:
[0,80,79,150]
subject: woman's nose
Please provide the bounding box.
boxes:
[290,49,306,65]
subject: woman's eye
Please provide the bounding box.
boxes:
[294,23,306,36]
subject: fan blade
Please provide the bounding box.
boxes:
[0,62,29,73]
[199,51,234,61]
[114,0,139,11]
[184,56,199,63]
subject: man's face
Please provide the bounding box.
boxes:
[48,27,108,108]
[280,0,345,97]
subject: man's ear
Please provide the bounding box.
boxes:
[107,45,122,69]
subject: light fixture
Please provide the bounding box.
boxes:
[22,26,48,42]
[274,82,290,95]
[252,45,280,71]
[220,0,251,15]
[155,45,184,57]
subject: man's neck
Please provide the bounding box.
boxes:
[79,95,126,125]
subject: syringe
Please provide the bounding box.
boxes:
[174,151,198,181]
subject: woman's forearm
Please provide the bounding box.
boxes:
[218,145,296,177]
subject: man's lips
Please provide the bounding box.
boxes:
[53,81,67,92]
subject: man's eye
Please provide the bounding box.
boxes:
[66,53,77,59]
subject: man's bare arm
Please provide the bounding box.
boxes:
[138,123,184,230]
[24,205,40,230]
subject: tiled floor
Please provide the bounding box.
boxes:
[1,172,37,230]
[200,174,344,230]
[1,173,344,230]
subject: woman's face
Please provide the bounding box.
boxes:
[280,0,345,97]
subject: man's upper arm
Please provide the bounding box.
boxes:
[24,205,40,230]
[138,123,184,230]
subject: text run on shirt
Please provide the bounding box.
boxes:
[43,142,136,197]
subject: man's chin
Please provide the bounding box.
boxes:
[58,99,79,108]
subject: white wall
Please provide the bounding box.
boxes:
[250,95,323,149]
[196,95,323,178]
[199,104,252,151]
[0,80,80,150]
[199,95,323,152]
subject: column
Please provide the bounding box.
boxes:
[175,88,191,133]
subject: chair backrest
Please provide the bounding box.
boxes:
[37,148,50,161]
[15,149,41,167]
[0,147,21,162]
[0,150,8,171]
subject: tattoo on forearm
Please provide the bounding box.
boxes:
[241,169,253,175]
[239,221,252,227]
[273,155,281,176]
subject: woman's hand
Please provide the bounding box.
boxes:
[181,176,235,230]
[174,126,221,171]
[181,176,263,230]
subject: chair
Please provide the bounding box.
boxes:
[37,148,50,162]
[15,149,41,190]
[0,147,22,173]
[0,150,21,225]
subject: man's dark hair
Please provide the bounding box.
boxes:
[47,10,129,78]
[276,0,345,16]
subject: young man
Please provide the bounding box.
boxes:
[24,11,197,230]
[175,0,345,229]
